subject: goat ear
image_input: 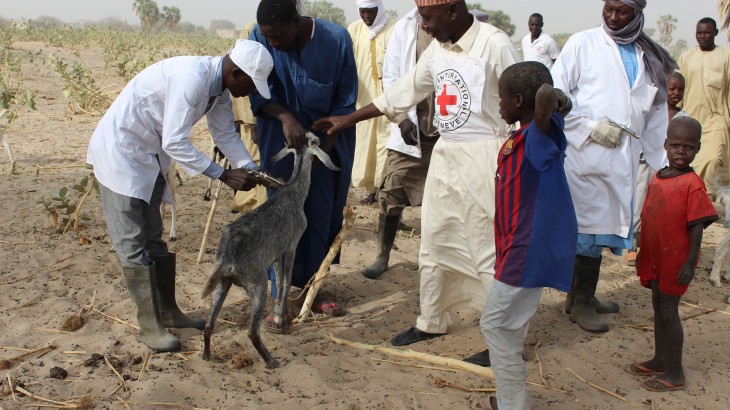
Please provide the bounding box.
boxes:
[311,147,340,171]
[272,147,294,163]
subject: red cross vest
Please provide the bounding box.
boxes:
[427,23,497,142]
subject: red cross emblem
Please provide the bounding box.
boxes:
[436,84,457,116]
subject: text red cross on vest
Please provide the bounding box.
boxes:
[436,84,457,116]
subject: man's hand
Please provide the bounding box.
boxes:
[312,114,355,137]
[218,168,260,191]
[399,119,418,146]
[281,113,307,148]
[677,260,696,286]
[555,89,572,117]
[589,120,623,148]
[250,126,259,145]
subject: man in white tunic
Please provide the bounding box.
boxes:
[551,0,676,332]
[520,13,560,69]
[348,0,395,205]
[87,40,274,351]
[314,0,519,347]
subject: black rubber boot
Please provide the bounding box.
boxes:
[123,265,181,351]
[568,255,609,333]
[151,253,206,330]
[565,255,620,315]
[362,214,399,279]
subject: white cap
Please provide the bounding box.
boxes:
[228,39,273,99]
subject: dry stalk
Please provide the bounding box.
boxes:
[104,355,128,391]
[104,382,124,399]
[0,346,33,352]
[71,174,96,231]
[137,351,150,381]
[87,306,140,330]
[7,372,16,401]
[682,308,718,321]
[175,353,189,361]
[63,351,87,355]
[0,345,56,369]
[526,381,567,393]
[328,334,494,379]
[371,358,459,373]
[125,401,183,407]
[3,298,40,312]
[565,367,630,404]
[433,378,496,393]
[294,206,355,323]
[534,350,549,387]
[216,318,237,326]
[0,255,73,285]
[14,386,76,407]
[680,300,730,316]
[34,328,72,334]
[116,395,132,410]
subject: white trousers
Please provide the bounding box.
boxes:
[416,138,502,333]
[482,281,543,410]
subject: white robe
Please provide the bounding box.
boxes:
[551,27,668,238]
[87,56,254,204]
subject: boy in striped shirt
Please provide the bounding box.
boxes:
[472,62,576,410]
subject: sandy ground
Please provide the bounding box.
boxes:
[1,41,730,410]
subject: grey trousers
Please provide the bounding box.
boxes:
[99,173,168,267]
[481,281,543,410]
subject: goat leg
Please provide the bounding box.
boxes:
[710,234,730,287]
[202,279,233,361]
[249,283,282,369]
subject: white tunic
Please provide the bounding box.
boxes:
[87,56,254,204]
[521,32,560,69]
[551,27,668,238]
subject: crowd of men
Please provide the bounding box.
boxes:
[87,0,729,408]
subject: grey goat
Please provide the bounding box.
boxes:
[201,132,339,369]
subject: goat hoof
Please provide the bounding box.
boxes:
[265,358,282,369]
[710,277,722,287]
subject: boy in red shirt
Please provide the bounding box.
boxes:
[627,116,717,392]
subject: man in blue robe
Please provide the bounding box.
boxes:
[249,0,357,316]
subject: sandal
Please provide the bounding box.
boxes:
[641,376,686,392]
[625,362,663,376]
[311,299,346,317]
[624,250,637,267]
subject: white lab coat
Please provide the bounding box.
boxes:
[551,27,668,238]
[87,56,254,204]
[382,8,422,158]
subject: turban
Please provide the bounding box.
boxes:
[616,0,646,10]
[602,0,677,104]
[415,0,453,6]
[356,0,389,39]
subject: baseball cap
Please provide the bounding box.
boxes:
[228,39,273,99]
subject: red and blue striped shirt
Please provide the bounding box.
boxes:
[494,114,577,291]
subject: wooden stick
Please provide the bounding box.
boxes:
[137,351,150,381]
[433,377,496,393]
[71,173,96,231]
[371,358,460,373]
[87,306,140,330]
[565,368,630,403]
[294,206,355,323]
[7,372,16,401]
[197,159,228,264]
[104,355,128,391]
[328,334,494,379]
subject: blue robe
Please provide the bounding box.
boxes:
[250,19,357,289]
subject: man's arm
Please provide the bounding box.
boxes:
[534,84,571,135]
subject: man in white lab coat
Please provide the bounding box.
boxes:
[551,0,676,332]
[87,40,274,351]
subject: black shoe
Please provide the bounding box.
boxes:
[390,327,445,346]
[463,349,491,367]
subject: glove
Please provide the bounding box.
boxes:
[589,120,623,148]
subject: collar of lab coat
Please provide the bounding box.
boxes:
[209,57,224,98]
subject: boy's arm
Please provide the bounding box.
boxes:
[677,223,704,285]
[534,84,572,135]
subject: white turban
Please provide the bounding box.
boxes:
[356,0,389,39]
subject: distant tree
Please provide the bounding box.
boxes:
[0,16,9,27]
[133,0,160,34]
[304,1,346,27]
[209,19,236,33]
[486,10,515,37]
[29,16,65,28]
[657,14,677,47]
[721,0,730,40]
[161,6,181,31]
[669,39,688,60]
[177,21,207,35]
[552,33,572,50]
[96,17,134,31]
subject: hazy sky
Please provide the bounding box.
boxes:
[2,1,728,46]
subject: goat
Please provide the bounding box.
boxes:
[710,179,730,288]
[201,132,339,369]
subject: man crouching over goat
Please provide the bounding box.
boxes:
[86,40,276,352]
[202,133,339,369]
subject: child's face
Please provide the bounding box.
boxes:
[664,124,700,170]
[667,77,685,107]
[497,77,521,125]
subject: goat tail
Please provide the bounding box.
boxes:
[202,264,235,298]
